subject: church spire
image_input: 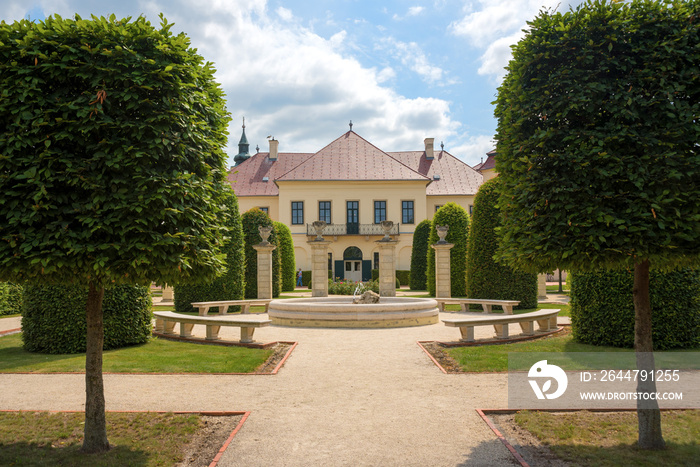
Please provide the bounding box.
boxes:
[233,117,251,166]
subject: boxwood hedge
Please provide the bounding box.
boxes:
[570,268,700,350]
[0,282,23,316]
[409,219,431,290]
[426,203,470,297]
[466,178,537,309]
[22,285,152,354]
[174,188,245,313]
[274,221,296,292]
[241,208,281,298]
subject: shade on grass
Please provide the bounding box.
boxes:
[0,334,272,374]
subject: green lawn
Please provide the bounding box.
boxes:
[0,334,272,373]
[514,410,700,467]
[0,411,209,466]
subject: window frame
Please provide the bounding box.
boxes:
[401,200,414,224]
[318,201,332,224]
[291,201,304,225]
[374,200,387,224]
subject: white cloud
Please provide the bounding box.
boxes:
[375,37,455,86]
[451,1,582,81]
[407,6,425,16]
[450,135,496,167]
[276,7,293,22]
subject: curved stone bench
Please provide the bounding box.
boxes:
[434,298,520,314]
[153,311,271,343]
[442,309,560,342]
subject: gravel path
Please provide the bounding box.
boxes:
[0,309,570,466]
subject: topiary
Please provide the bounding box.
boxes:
[22,285,152,354]
[466,178,537,309]
[174,187,245,312]
[0,282,23,316]
[241,208,281,298]
[274,221,296,292]
[426,202,470,297]
[409,219,431,290]
[570,268,700,350]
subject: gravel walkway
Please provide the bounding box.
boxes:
[0,308,572,466]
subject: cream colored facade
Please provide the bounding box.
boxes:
[230,130,483,279]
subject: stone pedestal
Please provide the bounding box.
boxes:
[308,240,332,297]
[538,273,548,300]
[376,240,399,297]
[161,286,174,301]
[252,243,277,299]
[431,243,454,298]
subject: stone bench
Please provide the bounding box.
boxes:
[189,299,272,316]
[153,311,271,343]
[442,309,560,342]
[434,298,520,314]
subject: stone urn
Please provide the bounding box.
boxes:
[311,220,327,241]
[436,225,449,244]
[258,225,273,245]
[379,220,394,241]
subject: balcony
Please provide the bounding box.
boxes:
[306,223,400,237]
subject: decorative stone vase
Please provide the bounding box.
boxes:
[311,220,327,241]
[436,225,449,244]
[258,225,273,245]
[380,220,394,241]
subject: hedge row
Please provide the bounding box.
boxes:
[174,188,245,313]
[409,219,432,290]
[466,178,537,309]
[274,221,296,292]
[0,282,23,316]
[22,285,152,354]
[241,208,281,298]
[570,268,700,350]
[426,203,470,296]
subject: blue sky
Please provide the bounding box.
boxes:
[4,0,583,167]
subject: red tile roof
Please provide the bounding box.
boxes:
[276,131,430,182]
[389,150,483,196]
[228,131,483,197]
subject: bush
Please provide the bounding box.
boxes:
[174,188,245,313]
[0,282,23,316]
[426,203,470,296]
[466,178,537,309]
[328,279,380,295]
[274,222,296,292]
[409,219,432,290]
[241,208,281,298]
[396,270,410,287]
[22,285,152,354]
[570,268,700,350]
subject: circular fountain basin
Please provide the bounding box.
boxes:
[268,296,439,328]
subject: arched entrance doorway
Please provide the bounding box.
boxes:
[342,246,363,282]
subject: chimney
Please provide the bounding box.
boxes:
[269,138,279,161]
[424,138,435,160]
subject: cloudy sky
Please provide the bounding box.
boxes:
[5,0,583,167]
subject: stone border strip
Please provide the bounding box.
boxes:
[0,409,250,467]
[0,328,21,337]
[416,341,447,374]
[475,409,530,467]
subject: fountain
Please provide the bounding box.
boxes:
[267,222,439,328]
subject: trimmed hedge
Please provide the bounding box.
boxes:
[174,188,245,313]
[570,268,700,350]
[274,222,296,292]
[466,178,537,309]
[426,203,470,296]
[370,270,403,288]
[396,270,410,286]
[22,285,152,354]
[409,219,432,290]
[0,282,23,316]
[241,208,281,298]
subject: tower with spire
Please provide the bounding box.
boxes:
[233,117,251,166]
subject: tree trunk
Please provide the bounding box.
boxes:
[633,260,665,450]
[81,281,110,453]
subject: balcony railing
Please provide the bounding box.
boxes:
[306,223,400,237]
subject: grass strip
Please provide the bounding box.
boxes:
[0,411,204,467]
[0,334,272,373]
[514,410,700,467]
